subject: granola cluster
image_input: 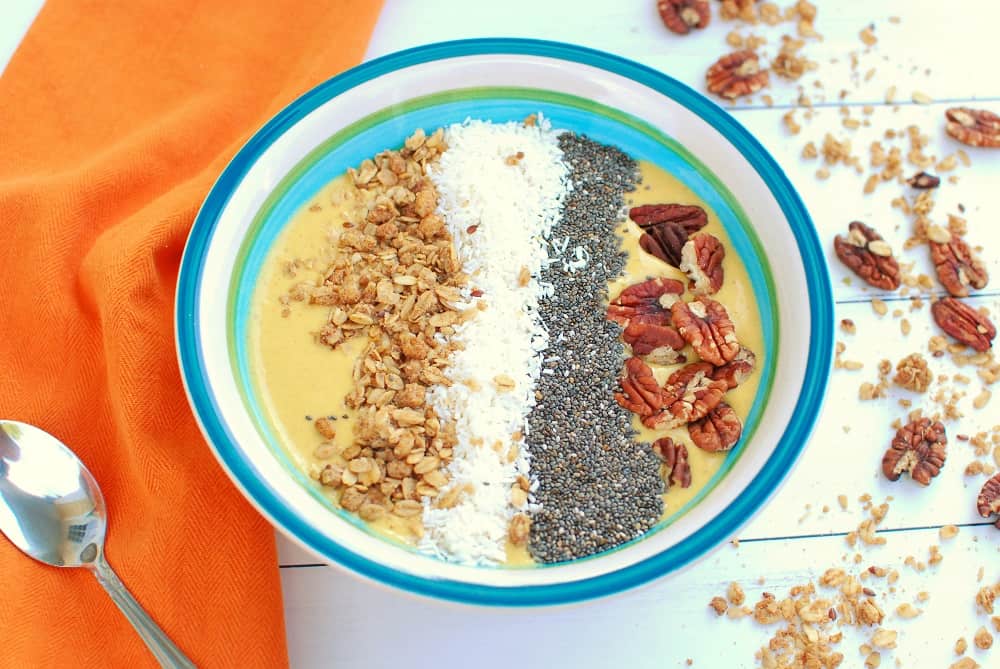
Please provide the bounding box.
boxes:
[711,566,905,669]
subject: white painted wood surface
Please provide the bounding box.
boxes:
[4,2,998,667]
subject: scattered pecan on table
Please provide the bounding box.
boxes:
[928,227,989,297]
[623,321,687,365]
[881,417,947,486]
[629,203,708,267]
[977,473,1000,529]
[614,356,664,418]
[711,346,756,390]
[706,50,770,100]
[689,403,743,453]
[658,0,711,34]
[906,172,940,189]
[931,297,996,352]
[652,437,693,488]
[671,296,741,366]
[833,221,901,291]
[945,107,1000,148]
[680,232,726,295]
[606,277,685,327]
[648,361,727,429]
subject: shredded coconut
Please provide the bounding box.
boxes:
[419,117,570,564]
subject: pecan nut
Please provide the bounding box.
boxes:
[906,172,940,189]
[945,107,1000,148]
[614,357,664,417]
[680,232,725,295]
[977,473,1000,529]
[623,321,687,365]
[833,221,901,291]
[658,0,710,34]
[647,361,727,429]
[688,403,742,453]
[629,203,709,233]
[706,50,770,100]
[629,204,708,267]
[652,437,693,488]
[606,277,685,327]
[931,297,996,352]
[882,417,947,486]
[711,346,756,390]
[930,231,989,297]
[671,297,741,366]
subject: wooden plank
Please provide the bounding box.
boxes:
[280,525,1000,668]
[743,292,999,539]
[732,102,1000,304]
[366,0,1000,108]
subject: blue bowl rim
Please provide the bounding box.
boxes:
[175,37,833,607]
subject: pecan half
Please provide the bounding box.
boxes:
[652,437,693,488]
[607,277,685,327]
[658,0,711,34]
[882,417,947,486]
[647,361,727,429]
[623,321,687,365]
[906,172,940,189]
[689,403,743,453]
[833,221,901,291]
[671,297,740,366]
[629,204,709,233]
[931,297,996,352]
[706,50,770,100]
[930,232,989,297]
[680,232,726,295]
[945,107,1000,148]
[630,204,708,267]
[614,357,664,418]
[712,346,756,390]
[977,473,1000,529]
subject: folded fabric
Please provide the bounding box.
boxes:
[0,1,383,666]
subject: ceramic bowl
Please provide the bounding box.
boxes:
[176,39,833,606]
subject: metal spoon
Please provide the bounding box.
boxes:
[0,420,196,668]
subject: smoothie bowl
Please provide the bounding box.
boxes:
[175,39,833,605]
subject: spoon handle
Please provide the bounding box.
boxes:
[90,554,197,669]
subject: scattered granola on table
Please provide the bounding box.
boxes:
[893,353,932,393]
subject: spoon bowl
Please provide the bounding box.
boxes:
[0,420,106,567]
[0,420,194,668]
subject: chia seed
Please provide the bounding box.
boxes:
[526,133,663,563]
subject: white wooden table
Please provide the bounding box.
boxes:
[5,2,999,667]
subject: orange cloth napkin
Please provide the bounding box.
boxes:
[0,1,383,666]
